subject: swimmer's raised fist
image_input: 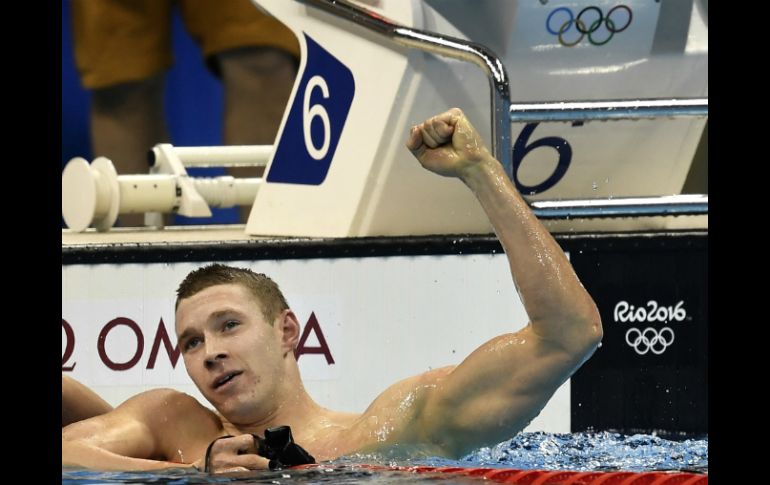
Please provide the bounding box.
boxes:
[405,107,494,179]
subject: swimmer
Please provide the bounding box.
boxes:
[62,108,602,473]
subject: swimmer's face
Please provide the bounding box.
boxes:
[175,283,296,423]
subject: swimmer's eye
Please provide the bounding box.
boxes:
[184,337,202,351]
[223,320,239,331]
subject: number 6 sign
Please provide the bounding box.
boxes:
[267,33,356,186]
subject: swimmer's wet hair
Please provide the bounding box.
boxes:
[176,264,289,324]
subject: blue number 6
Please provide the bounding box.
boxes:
[512,123,572,194]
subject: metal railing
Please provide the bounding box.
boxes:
[531,194,708,219]
[509,98,708,123]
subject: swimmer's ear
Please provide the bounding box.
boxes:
[276,309,301,354]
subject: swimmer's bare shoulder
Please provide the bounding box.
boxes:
[63,388,223,469]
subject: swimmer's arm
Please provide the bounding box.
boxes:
[62,440,193,471]
[406,108,602,455]
[62,389,211,471]
[62,375,113,427]
[62,413,189,471]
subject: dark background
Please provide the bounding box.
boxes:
[569,234,708,438]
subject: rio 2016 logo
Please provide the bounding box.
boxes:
[613,300,688,356]
[546,5,633,47]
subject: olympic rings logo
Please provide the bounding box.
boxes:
[546,5,633,47]
[625,327,674,355]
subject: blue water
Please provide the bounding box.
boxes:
[62,431,708,484]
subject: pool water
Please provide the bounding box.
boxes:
[458,431,708,472]
[62,431,708,484]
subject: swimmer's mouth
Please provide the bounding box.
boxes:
[213,371,243,389]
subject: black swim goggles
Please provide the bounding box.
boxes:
[203,425,316,472]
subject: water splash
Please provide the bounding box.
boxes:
[458,431,708,473]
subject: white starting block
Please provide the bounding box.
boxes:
[61,0,707,236]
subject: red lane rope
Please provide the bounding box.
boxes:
[293,464,707,484]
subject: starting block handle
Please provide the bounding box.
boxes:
[149,145,272,168]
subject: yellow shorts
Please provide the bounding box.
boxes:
[72,0,301,89]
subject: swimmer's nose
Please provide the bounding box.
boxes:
[204,350,228,369]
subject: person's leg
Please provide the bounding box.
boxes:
[90,74,171,177]
[62,375,113,427]
[181,0,299,221]
[218,46,297,223]
[89,76,171,227]
[71,0,174,226]
[218,46,297,148]
[218,46,298,169]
